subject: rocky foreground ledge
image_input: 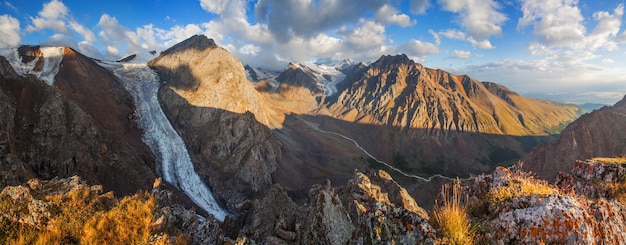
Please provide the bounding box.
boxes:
[1,158,625,244]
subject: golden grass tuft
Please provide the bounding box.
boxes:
[488,177,557,207]
[81,191,155,244]
[0,184,156,245]
[431,180,474,245]
[592,156,626,165]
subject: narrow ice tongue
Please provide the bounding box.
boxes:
[107,62,229,221]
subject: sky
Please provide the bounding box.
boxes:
[1,0,625,105]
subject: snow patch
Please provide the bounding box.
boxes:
[102,61,228,221]
[39,47,65,85]
[0,46,64,85]
[300,62,346,96]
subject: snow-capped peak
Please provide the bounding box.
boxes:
[297,62,347,96]
[0,46,65,85]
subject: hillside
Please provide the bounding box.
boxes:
[523,95,626,180]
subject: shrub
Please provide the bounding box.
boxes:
[431,180,474,245]
[488,177,557,208]
[81,191,155,244]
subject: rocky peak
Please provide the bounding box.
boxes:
[159,34,216,56]
[614,94,626,109]
[372,54,414,69]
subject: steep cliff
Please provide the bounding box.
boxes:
[148,35,282,212]
[0,47,155,195]
[523,95,626,180]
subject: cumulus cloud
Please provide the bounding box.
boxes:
[451,50,470,59]
[239,44,261,56]
[27,0,69,33]
[375,4,415,27]
[439,29,495,49]
[403,39,439,57]
[0,14,20,48]
[437,0,506,48]
[254,0,390,42]
[410,0,430,14]
[519,1,624,51]
[586,4,623,51]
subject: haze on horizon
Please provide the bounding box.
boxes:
[1,0,625,105]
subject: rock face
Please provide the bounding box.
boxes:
[0,176,224,245]
[524,95,626,180]
[451,161,626,244]
[0,48,156,195]
[223,169,435,244]
[149,35,282,212]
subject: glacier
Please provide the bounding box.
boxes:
[104,62,228,221]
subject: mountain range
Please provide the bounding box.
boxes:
[0,35,586,210]
[4,34,626,240]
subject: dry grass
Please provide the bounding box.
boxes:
[82,191,155,244]
[593,156,626,164]
[488,177,557,207]
[0,185,156,245]
[431,180,474,245]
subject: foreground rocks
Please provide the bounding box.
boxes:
[223,169,436,244]
[449,159,626,244]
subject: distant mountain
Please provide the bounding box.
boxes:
[579,103,608,113]
[523,95,626,180]
[269,54,581,177]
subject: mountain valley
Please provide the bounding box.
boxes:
[1,35,624,244]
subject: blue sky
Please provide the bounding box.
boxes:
[1,0,625,104]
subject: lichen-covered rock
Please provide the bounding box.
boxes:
[338,170,435,244]
[453,161,626,244]
[487,194,596,244]
[303,181,354,245]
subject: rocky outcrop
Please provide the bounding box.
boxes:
[149,35,282,212]
[0,50,155,196]
[0,176,224,245]
[449,161,626,244]
[524,95,626,180]
[223,169,435,244]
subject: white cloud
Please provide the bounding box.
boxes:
[518,0,624,52]
[375,4,415,27]
[0,14,20,48]
[158,24,202,47]
[518,0,585,48]
[27,0,69,32]
[586,4,623,51]
[437,0,506,48]
[69,21,95,42]
[341,20,387,50]
[254,0,391,42]
[429,29,440,45]
[403,39,439,57]
[439,29,495,49]
[451,50,470,59]
[410,0,431,14]
[239,44,261,56]
[200,0,230,15]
